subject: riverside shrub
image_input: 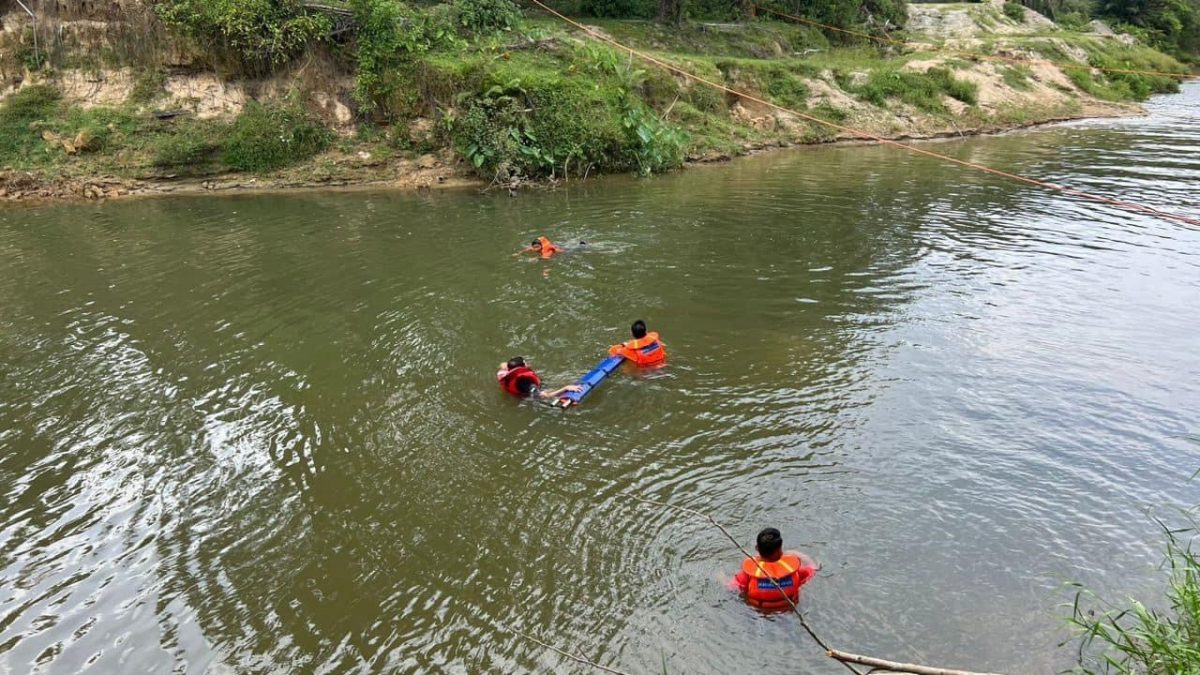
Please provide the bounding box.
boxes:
[223,102,332,172]
[155,0,331,72]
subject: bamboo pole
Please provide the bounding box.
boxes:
[827,649,1008,675]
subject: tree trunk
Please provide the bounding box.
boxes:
[658,0,684,24]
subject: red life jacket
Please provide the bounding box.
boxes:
[741,553,809,610]
[500,366,541,397]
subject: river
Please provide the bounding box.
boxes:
[1,83,1198,674]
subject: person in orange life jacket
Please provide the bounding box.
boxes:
[607,320,667,366]
[519,236,563,259]
[497,357,582,401]
[731,528,817,610]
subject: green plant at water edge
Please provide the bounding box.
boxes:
[154,0,331,73]
[1067,516,1200,674]
[223,102,332,172]
[453,0,521,34]
[1004,1,1028,22]
[619,97,687,176]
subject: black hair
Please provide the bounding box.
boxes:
[507,356,526,370]
[756,528,783,558]
[531,239,541,247]
[516,378,538,396]
[631,320,648,339]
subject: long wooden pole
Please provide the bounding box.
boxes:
[828,649,1008,675]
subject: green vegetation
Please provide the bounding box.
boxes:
[0,0,1194,192]
[1003,1,1027,22]
[1002,64,1034,90]
[0,86,61,166]
[154,0,332,72]
[844,66,978,113]
[223,102,332,173]
[1018,0,1200,63]
[1068,515,1200,674]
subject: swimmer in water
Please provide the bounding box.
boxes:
[497,357,582,401]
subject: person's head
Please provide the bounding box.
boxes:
[506,356,526,370]
[531,239,542,250]
[631,320,647,339]
[755,527,783,561]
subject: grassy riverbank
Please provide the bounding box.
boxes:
[0,0,1193,202]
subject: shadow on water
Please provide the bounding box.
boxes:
[0,83,1198,673]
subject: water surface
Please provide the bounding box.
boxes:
[1,84,1199,673]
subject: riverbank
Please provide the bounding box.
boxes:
[0,99,1142,205]
[0,0,1192,205]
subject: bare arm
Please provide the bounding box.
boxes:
[539,384,583,400]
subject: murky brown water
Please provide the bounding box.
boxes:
[2,83,1199,674]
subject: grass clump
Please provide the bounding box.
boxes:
[152,120,226,169]
[848,67,978,113]
[1002,65,1034,91]
[1003,1,1027,22]
[1068,516,1200,674]
[223,102,332,173]
[0,86,63,167]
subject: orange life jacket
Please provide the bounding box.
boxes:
[741,553,806,610]
[499,366,541,397]
[609,332,666,366]
[537,236,562,259]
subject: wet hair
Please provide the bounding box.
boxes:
[506,356,526,370]
[531,239,541,248]
[516,378,538,396]
[631,320,648,339]
[756,528,783,558]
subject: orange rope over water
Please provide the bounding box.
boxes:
[528,0,1200,228]
[753,5,1193,80]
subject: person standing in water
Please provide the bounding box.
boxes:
[497,357,581,401]
[731,527,817,611]
[608,320,667,367]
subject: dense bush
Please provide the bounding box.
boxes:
[1003,1,1027,21]
[448,66,685,180]
[581,0,656,18]
[352,0,459,116]
[454,0,522,33]
[754,0,908,33]
[1101,0,1200,60]
[223,102,332,172]
[155,0,331,72]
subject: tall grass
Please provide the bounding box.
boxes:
[1067,514,1200,674]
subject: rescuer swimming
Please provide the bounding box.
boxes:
[497,357,582,402]
[520,236,562,259]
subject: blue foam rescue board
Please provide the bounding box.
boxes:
[553,355,625,408]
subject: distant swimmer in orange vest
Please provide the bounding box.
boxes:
[607,320,667,367]
[497,356,582,401]
[519,236,562,259]
[731,528,817,611]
